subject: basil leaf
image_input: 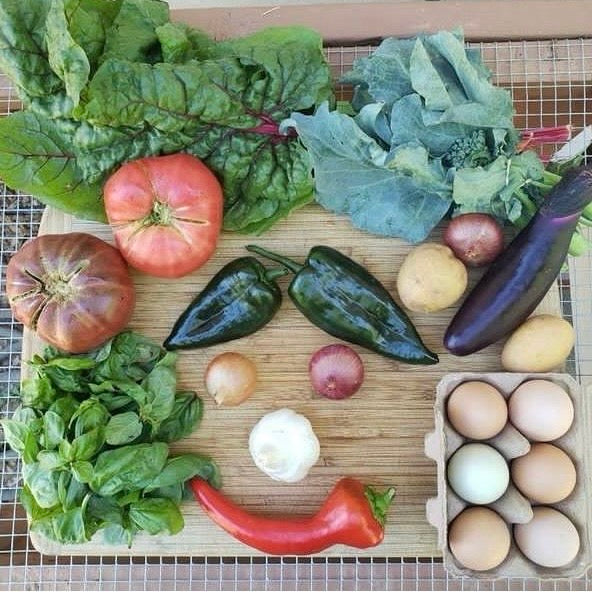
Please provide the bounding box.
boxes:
[1,419,39,462]
[70,427,105,461]
[128,497,183,535]
[23,463,60,508]
[87,494,123,525]
[20,373,58,409]
[0,112,106,222]
[20,485,57,522]
[144,453,221,492]
[72,400,109,437]
[46,398,78,429]
[148,483,184,504]
[105,412,143,446]
[141,352,177,426]
[37,450,65,471]
[155,392,202,443]
[71,461,94,484]
[42,410,66,450]
[51,506,89,543]
[58,473,88,511]
[45,357,96,371]
[90,442,168,496]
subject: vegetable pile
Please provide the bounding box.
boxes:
[287,30,590,251]
[1,331,219,545]
[0,0,332,233]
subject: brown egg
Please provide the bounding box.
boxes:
[514,507,580,567]
[511,443,576,504]
[509,380,574,442]
[447,381,508,440]
[448,507,511,571]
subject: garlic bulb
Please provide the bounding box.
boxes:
[248,408,320,483]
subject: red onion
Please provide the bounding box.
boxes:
[308,344,364,400]
[443,213,504,267]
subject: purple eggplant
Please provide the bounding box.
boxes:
[445,166,592,356]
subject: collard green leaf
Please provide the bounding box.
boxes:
[90,442,168,496]
[287,104,452,242]
[452,151,545,222]
[0,111,106,222]
[155,392,202,443]
[128,497,183,535]
[105,412,143,446]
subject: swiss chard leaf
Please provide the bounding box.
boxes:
[0,112,106,222]
[45,0,90,109]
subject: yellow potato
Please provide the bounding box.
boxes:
[501,314,574,372]
[396,243,468,313]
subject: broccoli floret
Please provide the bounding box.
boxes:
[443,129,493,170]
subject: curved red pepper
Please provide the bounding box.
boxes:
[190,477,395,555]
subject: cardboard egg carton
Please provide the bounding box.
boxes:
[424,372,591,580]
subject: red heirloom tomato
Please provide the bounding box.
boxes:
[103,154,223,278]
[6,233,135,353]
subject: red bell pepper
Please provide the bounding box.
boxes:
[190,477,395,555]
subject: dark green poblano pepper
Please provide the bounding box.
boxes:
[164,257,287,350]
[246,245,439,365]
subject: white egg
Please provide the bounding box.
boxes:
[447,443,509,504]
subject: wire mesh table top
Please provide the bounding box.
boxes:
[1,38,592,591]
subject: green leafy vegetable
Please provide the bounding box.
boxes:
[0,0,332,233]
[105,412,143,445]
[288,30,523,242]
[5,330,219,546]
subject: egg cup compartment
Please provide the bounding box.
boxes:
[424,372,591,580]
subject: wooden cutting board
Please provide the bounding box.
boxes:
[22,205,561,557]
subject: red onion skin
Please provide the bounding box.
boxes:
[308,344,364,400]
[444,214,504,267]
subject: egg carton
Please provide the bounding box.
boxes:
[424,372,592,580]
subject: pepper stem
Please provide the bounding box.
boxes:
[265,267,291,281]
[364,486,396,527]
[246,245,303,274]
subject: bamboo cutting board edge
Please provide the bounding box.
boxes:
[22,206,562,558]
